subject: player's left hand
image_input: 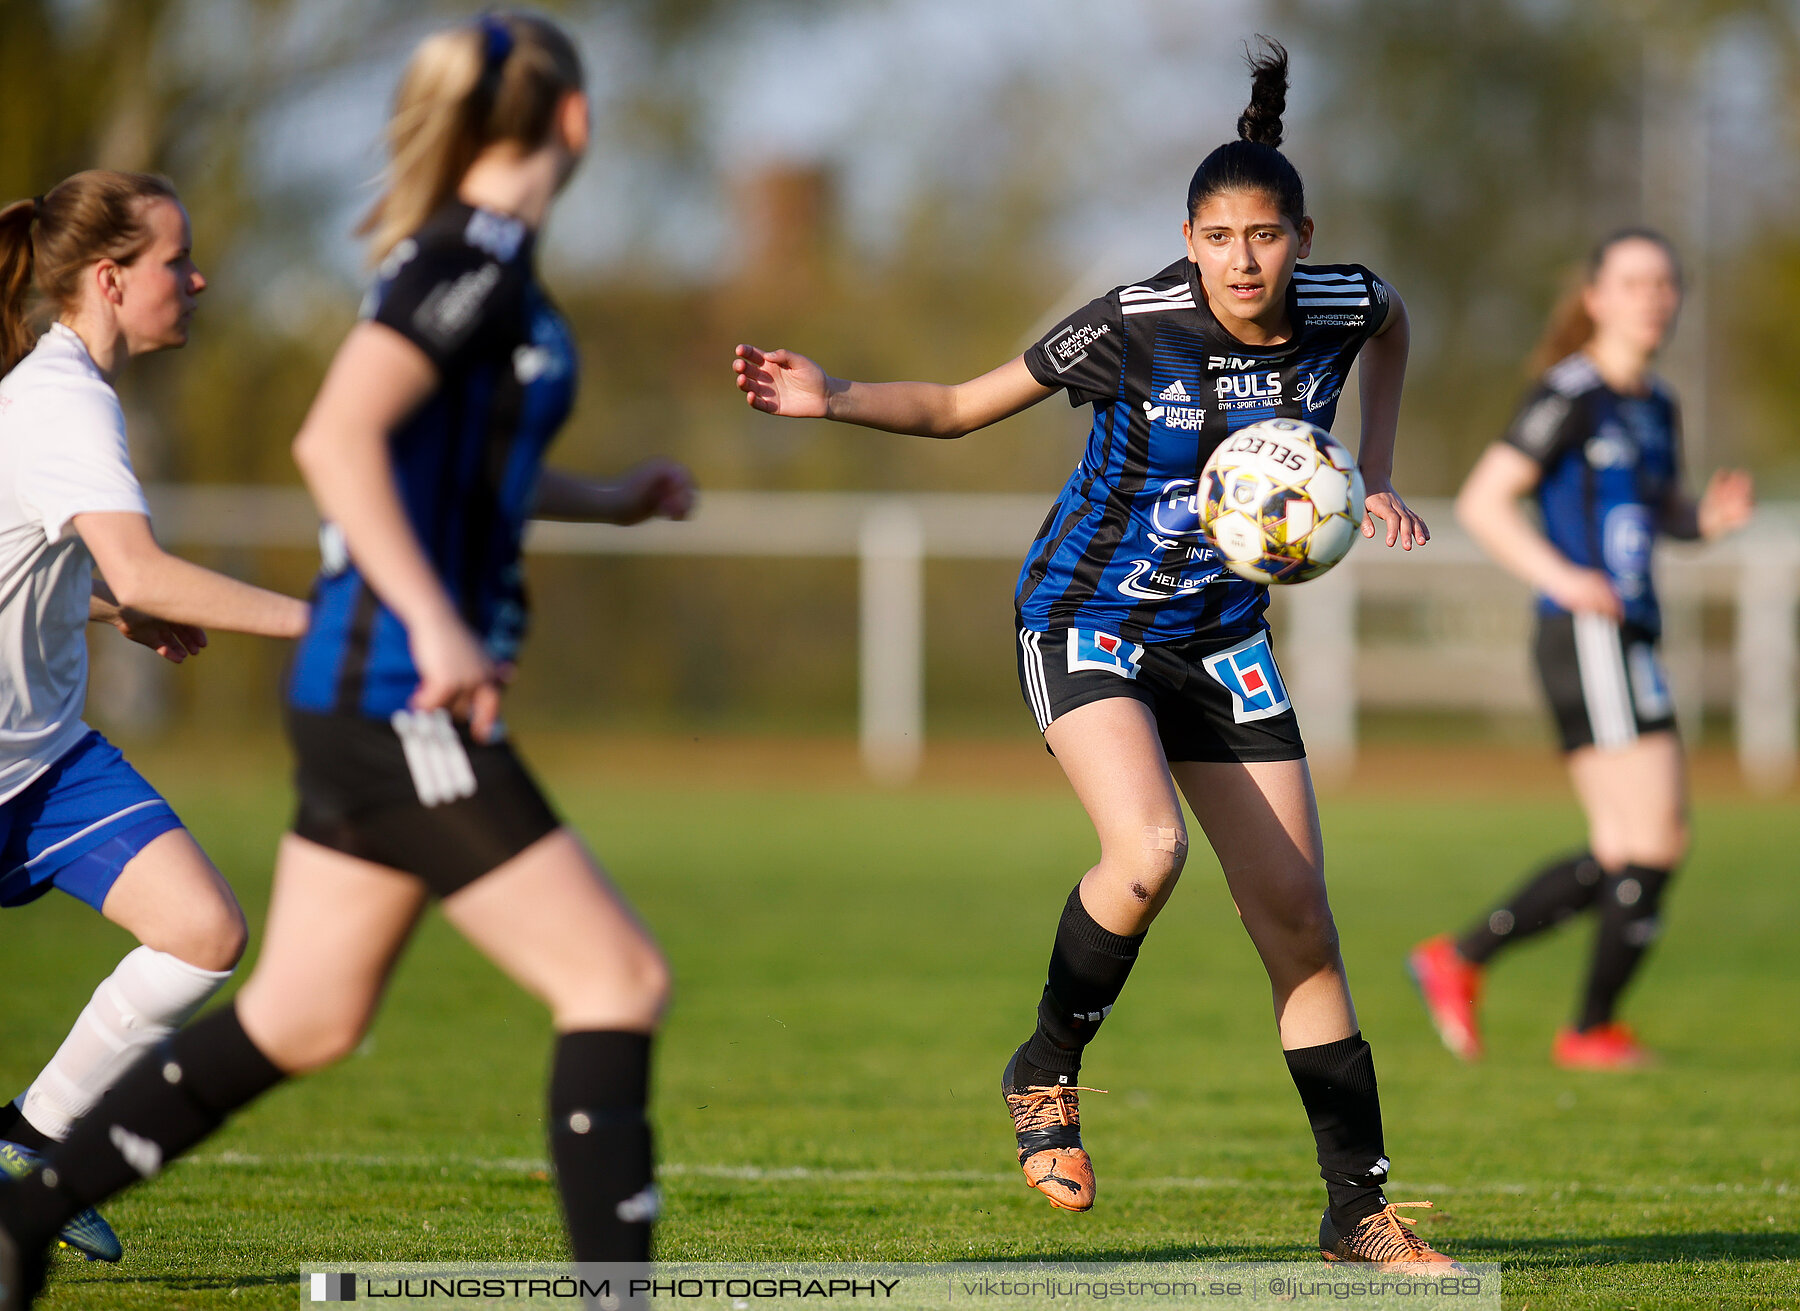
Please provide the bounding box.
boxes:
[612,457,697,526]
[111,609,208,664]
[1697,468,1754,540]
[1361,480,1430,550]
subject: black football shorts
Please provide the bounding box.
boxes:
[1534,612,1677,753]
[287,707,561,897]
[1015,623,1306,764]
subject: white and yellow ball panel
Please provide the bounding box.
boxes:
[1199,418,1364,585]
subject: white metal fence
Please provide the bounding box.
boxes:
[145,488,1800,789]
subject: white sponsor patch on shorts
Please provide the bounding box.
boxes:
[1066,629,1145,678]
[1200,632,1292,723]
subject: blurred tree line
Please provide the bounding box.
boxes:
[1275,0,1800,491]
[4,0,1797,742]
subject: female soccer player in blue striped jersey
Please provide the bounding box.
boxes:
[1409,230,1752,1070]
[0,14,693,1302]
[0,169,310,1264]
[735,41,1457,1268]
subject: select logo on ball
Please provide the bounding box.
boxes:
[1199,418,1365,585]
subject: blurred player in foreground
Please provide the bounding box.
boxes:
[0,170,310,1262]
[1409,230,1752,1070]
[737,40,1458,1269]
[0,13,694,1304]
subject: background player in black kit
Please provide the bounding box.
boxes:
[1409,230,1752,1070]
[0,13,695,1303]
[736,42,1456,1268]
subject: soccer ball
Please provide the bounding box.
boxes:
[1199,418,1365,584]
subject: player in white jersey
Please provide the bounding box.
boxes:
[0,171,308,1264]
[0,20,679,1306]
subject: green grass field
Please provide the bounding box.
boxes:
[3,744,1795,1309]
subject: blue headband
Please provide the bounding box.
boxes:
[479,13,513,70]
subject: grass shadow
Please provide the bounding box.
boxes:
[52,1272,298,1291]
[1416,1231,1798,1267]
[1000,1243,1312,1263]
[990,1231,1799,1267]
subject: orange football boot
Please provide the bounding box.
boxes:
[1002,1045,1104,1211]
[1320,1201,1462,1270]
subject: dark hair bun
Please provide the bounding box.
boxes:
[1236,36,1288,148]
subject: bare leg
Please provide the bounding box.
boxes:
[1173,756,1354,1048]
[1566,731,1688,870]
[1041,698,1188,935]
[0,835,428,1264]
[1003,697,1185,1211]
[100,829,248,972]
[1175,755,1396,1237]
[439,829,669,1032]
[235,836,429,1072]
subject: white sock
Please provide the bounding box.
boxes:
[18,946,233,1142]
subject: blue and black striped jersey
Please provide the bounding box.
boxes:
[1503,353,1681,635]
[287,203,578,719]
[1017,258,1388,643]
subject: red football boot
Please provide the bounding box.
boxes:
[1552,1022,1656,1070]
[1407,935,1484,1061]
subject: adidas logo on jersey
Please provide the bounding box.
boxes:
[1157,379,1191,402]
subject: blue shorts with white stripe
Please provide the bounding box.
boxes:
[0,731,182,911]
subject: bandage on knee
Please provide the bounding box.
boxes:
[1142,825,1186,856]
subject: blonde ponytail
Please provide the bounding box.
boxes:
[359,11,584,265]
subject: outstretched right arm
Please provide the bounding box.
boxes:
[732,345,1052,439]
[74,514,308,640]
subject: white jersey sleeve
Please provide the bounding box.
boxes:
[12,361,149,544]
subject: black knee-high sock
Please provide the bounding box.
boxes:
[1577,865,1672,1031]
[1015,884,1145,1087]
[1455,851,1603,965]
[1285,1033,1388,1230]
[548,1031,655,1262]
[0,1100,49,1152]
[0,1003,283,1250]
